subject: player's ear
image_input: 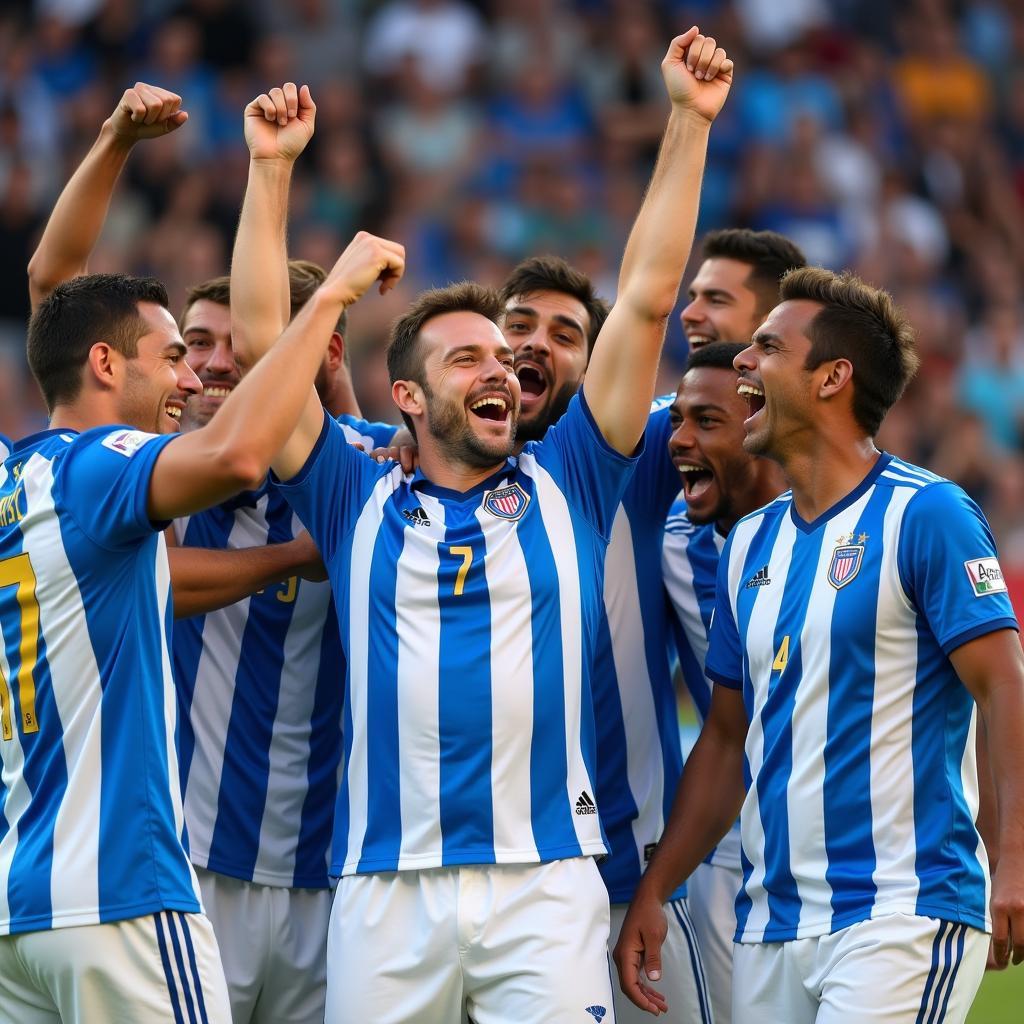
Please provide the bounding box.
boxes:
[393,378,424,420]
[326,331,344,372]
[818,357,853,401]
[86,342,121,391]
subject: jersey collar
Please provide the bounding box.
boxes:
[410,460,517,502]
[789,452,893,534]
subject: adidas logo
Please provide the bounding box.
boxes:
[575,791,596,816]
[745,564,771,588]
[585,1007,607,1023]
[402,507,431,527]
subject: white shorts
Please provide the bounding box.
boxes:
[609,896,713,1024]
[687,860,741,1023]
[0,911,230,1024]
[326,858,616,1024]
[196,866,332,1024]
[732,912,988,1024]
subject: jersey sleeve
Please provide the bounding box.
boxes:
[336,414,398,451]
[897,481,1019,654]
[58,427,179,548]
[272,409,383,564]
[628,397,681,519]
[528,391,642,539]
[704,531,744,689]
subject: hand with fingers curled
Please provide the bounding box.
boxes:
[662,25,735,125]
[244,82,317,163]
[322,231,407,310]
[106,82,188,143]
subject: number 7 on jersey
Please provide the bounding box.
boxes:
[448,546,473,597]
[0,552,41,740]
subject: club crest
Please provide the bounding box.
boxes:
[482,482,530,521]
[827,544,864,589]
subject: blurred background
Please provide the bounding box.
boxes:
[1,0,1024,615]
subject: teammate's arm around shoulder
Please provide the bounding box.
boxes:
[27,83,187,309]
[583,28,733,456]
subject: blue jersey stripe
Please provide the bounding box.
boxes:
[206,509,297,879]
[517,503,579,857]
[437,520,495,861]
[357,521,405,872]
[822,488,894,923]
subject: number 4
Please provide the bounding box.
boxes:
[772,635,790,672]
[0,552,41,740]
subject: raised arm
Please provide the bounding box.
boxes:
[27,84,187,309]
[147,232,405,520]
[583,28,734,455]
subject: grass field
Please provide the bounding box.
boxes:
[967,969,1024,1023]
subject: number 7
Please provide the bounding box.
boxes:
[449,546,473,597]
[0,552,40,740]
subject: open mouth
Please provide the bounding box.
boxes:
[515,364,548,403]
[687,333,716,348]
[469,395,510,423]
[738,381,766,422]
[203,385,233,400]
[676,462,715,500]
[165,402,183,422]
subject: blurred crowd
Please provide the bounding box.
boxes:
[2,0,1024,590]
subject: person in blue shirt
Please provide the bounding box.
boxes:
[617,268,1024,1023]
[0,222,405,1024]
[230,27,735,1024]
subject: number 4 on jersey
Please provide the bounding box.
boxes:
[772,634,790,672]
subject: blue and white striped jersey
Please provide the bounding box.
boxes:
[592,400,688,903]
[662,502,741,871]
[706,454,1018,943]
[173,415,394,889]
[276,394,637,875]
[0,427,201,935]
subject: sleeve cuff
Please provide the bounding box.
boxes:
[271,408,331,487]
[707,667,743,690]
[941,618,1020,656]
[578,389,646,465]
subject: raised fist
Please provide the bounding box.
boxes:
[322,232,406,309]
[107,83,188,142]
[662,27,735,124]
[244,82,316,163]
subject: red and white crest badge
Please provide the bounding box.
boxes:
[827,543,864,590]
[482,482,530,521]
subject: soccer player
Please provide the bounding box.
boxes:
[0,230,404,1022]
[616,269,1024,1022]
[230,28,733,1023]
[501,252,715,1024]
[681,229,807,350]
[661,342,787,1023]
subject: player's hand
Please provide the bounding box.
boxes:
[372,442,419,475]
[289,530,327,582]
[612,892,670,1015]
[106,83,188,142]
[989,856,1024,968]
[244,82,316,163]
[323,231,406,309]
[661,27,734,125]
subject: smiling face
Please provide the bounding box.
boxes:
[502,290,590,443]
[734,299,824,460]
[669,364,775,527]
[180,298,240,428]
[118,301,201,434]
[409,310,522,468]
[681,257,765,349]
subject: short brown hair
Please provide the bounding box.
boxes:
[29,273,170,410]
[780,267,920,436]
[179,260,347,336]
[499,255,609,351]
[387,282,504,433]
[702,229,807,317]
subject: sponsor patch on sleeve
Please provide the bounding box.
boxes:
[963,557,1008,597]
[100,429,160,458]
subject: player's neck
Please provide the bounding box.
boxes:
[783,433,881,523]
[48,399,120,435]
[416,444,508,493]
